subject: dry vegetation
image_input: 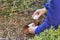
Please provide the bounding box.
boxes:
[0,0,47,40]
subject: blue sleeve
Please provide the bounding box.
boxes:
[35,20,51,35]
[45,3,49,10]
[45,0,51,10]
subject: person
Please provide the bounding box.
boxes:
[29,0,60,35]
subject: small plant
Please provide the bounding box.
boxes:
[0,0,47,16]
[32,26,60,40]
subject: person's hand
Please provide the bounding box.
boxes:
[28,26,38,34]
[28,27,35,34]
[32,8,47,19]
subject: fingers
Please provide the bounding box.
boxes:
[32,10,39,17]
[28,28,34,34]
[32,9,41,19]
[32,12,40,19]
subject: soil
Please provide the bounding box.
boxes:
[0,9,46,40]
[0,0,47,40]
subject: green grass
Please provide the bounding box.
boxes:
[32,26,60,40]
[0,0,47,16]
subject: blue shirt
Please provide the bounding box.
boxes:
[35,0,60,34]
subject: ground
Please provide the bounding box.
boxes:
[0,0,47,40]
